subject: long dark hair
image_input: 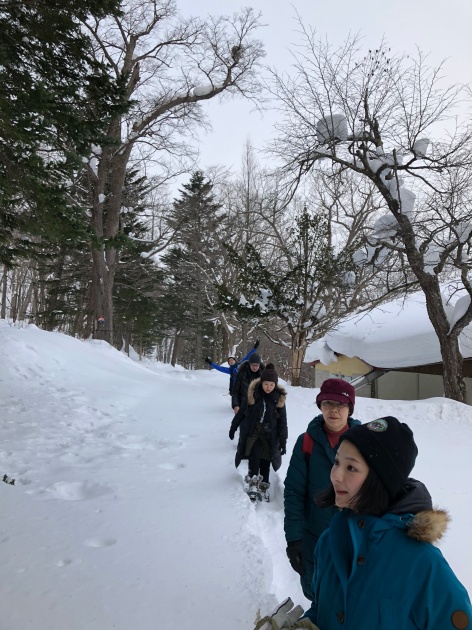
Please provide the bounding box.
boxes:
[316,467,390,516]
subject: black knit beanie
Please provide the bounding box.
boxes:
[339,416,418,500]
[249,353,261,365]
[260,362,278,384]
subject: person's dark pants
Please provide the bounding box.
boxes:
[248,439,270,483]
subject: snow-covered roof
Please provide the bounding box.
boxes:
[305,290,472,369]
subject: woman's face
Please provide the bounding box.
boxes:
[320,400,350,432]
[262,381,276,394]
[330,440,369,510]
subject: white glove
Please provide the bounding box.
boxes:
[254,597,305,629]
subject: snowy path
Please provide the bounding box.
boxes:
[1,321,471,629]
[0,323,299,628]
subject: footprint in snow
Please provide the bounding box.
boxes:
[117,436,158,450]
[16,477,33,486]
[83,537,117,548]
[158,437,185,450]
[46,480,111,501]
[55,559,73,567]
[157,463,185,470]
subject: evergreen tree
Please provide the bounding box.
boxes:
[113,170,164,354]
[160,172,224,367]
[0,0,126,265]
[217,205,360,385]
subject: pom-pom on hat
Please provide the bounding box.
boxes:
[260,363,278,384]
[339,416,418,500]
[249,353,262,365]
[316,378,355,415]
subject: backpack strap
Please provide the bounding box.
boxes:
[302,432,315,467]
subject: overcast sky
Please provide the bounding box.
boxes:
[176,0,472,184]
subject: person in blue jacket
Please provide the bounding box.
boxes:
[302,416,472,630]
[284,378,361,601]
[204,339,259,397]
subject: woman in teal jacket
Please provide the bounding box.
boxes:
[303,417,472,630]
[284,378,361,600]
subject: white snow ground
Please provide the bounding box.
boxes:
[1,320,471,629]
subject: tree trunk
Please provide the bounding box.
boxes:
[30,274,38,324]
[1,267,8,319]
[18,280,33,321]
[438,335,466,402]
[10,268,18,321]
[170,331,181,367]
[43,253,66,330]
[124,332,130,356]
[88,118,131,347]
[90,247,115,344]
[241,322,248,353]
[221,324,229,363]
[290,329,308,386]
[195,297,202,369]
[290,348,305,386]
[420,277,467,403]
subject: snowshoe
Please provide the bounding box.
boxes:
[259,481,270,502]
[245,474,263,502]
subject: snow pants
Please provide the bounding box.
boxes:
[248,439,270,483]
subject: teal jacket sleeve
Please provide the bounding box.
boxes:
[409,546,472,630]
[283,433,308,543]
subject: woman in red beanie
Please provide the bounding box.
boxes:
[284,378,361,601]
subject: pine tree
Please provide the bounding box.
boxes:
[0,0,126,265]
[113,170,164,354]
[217,204,360,385]
[160,172,225,367]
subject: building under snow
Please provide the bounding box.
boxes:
[305,291,472,404]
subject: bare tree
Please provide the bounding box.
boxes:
[268,26,472,401]
[217,172,388,385]
[77,0,265,343]
[203,143,269,355]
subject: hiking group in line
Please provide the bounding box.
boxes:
[204,345,471,629]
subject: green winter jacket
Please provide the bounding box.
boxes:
[283,414,360,600]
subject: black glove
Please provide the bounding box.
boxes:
[286,541,304,576]
[253,338,260,349]
[204,357,212,365]
[280,441,287,455]
[229,427,236,440]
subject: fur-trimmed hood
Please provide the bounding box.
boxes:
[247,377,286,407]
[405,508,450,543]
[388,479,449,544]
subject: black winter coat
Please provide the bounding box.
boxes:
[231,360,265,410]
[232,379,288,471]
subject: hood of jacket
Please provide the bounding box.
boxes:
[386,478,449,544]
[247,378,286,408]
